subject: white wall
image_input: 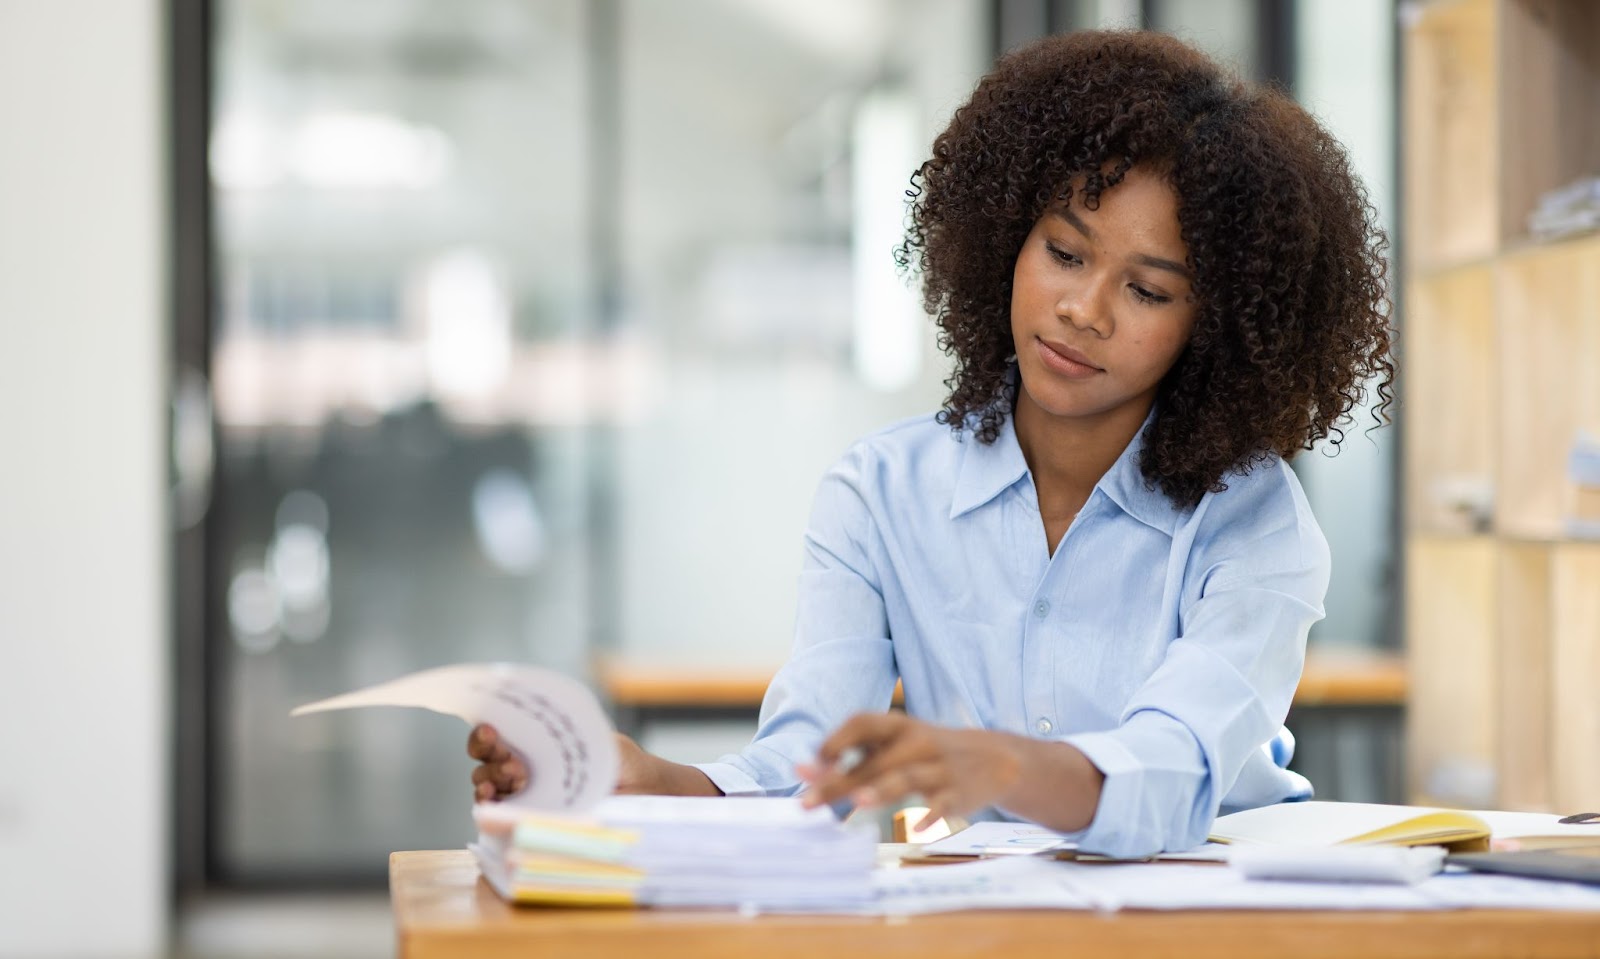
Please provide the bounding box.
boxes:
[613,0,989,669]
[0,1,169,956]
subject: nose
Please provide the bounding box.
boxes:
[1056,268,1115,338]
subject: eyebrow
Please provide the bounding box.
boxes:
[1052,207,1193,280]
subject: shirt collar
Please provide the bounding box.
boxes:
[948,411,1031,520]
[949,403,1182,535]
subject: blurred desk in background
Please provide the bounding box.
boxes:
[598,651,1408,804]
[391,849,1600,959]
[1292,650,1407,706]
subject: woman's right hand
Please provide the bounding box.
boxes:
[467,724,662,801]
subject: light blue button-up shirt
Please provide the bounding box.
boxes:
[695,405,1326,858]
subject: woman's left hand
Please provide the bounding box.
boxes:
[796,713,1026,830]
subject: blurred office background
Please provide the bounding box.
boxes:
[2,0,1402,956]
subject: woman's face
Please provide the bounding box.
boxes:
[1010,166,1198,424]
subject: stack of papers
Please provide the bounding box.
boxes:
[472,796,878,910]
[293,665,877,910]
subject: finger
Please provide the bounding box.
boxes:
[804,736,929,809]
[467,724,500,760]
[497,757,528,793]
[916,788,972,832]
[816,713,905,766]
[475,780,496,802]
[839,732,938,787]
[471,764,496,787]
[853,763,938,811]
[801,714,913,809]
[914,794,950,832]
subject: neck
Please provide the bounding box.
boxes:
[1012,389,1153,505]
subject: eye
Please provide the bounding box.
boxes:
[1045,242,1081,267]
[1129,283,1171,305]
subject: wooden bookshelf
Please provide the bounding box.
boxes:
[1495,541,1554,811]
[1402,0,1600,811]
[1551,543,1600,812]
[1405,537,1497,807]
[1497,235,1600,538]
[1404,0,1499,272]
[1403,266,1496,534]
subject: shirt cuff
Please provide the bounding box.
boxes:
[691,761,767,797]
[1061,729,1146,852]
[1062,719,1210,860]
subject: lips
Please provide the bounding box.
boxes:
[1034,337,1104,378]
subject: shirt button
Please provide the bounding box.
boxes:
[1033,600,1050,618]
[1036,717,1053,735]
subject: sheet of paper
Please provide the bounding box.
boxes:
[1064,861,1441,912]
[871,858,1600,915]
[1059,860,1600,913]
[921,821,1076,856]
[291,663,617,812]
[1421,870,1600,911]
[873,856,1093,914]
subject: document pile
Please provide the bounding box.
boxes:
[471,796,877,910]
[291,664,877,910]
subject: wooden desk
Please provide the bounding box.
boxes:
[392,849,1600,959]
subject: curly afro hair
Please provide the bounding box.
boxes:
[898,29,1394,509]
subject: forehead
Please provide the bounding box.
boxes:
[1052,169,1186,249]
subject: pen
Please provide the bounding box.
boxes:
[835,745,866,775]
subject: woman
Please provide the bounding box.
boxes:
[469,29,1392,859]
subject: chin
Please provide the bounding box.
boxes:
[1017,376,1103,419]
[1017,370,1143,423]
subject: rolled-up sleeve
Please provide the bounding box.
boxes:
[1061,476,1330,858]
[694,446,899,797]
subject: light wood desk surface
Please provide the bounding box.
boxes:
[391,849,1600,959]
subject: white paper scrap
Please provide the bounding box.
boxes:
[1230,845,1446,884]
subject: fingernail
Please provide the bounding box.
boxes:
[853,788,878,808]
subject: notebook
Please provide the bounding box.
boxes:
[1211,802,1600,853]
